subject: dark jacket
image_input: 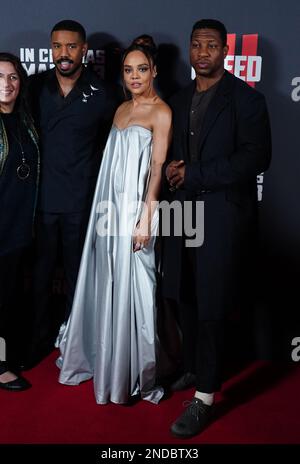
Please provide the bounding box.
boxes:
[0,113,40,255]
[162,71,272,320]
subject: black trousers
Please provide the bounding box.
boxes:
[30,211,89,351]
[179,245,225,393]
[0,248,26,368]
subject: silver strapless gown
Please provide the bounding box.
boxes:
[58,125,164,405]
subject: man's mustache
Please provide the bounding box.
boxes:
[56,58,74,64]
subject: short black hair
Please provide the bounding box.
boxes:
[51,19,86,42]
[191,19,227,47]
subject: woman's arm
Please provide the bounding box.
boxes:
[133,104,172,251]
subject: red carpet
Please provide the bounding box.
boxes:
[1,352,300,444]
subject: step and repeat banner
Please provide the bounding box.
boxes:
[1,0,300,360]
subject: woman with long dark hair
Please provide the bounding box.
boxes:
[0,52,39,390]
[58,38,172,405]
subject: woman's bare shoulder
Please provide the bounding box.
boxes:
[113,100,131,123]
[115,100,131,114]
[154,96,171,111]
[152,98,172,124]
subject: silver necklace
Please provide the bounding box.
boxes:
[10,125,30,180]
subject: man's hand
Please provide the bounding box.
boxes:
[166,160,185,189]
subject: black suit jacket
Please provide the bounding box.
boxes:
[29,65,117,213]
[162,71,272,320]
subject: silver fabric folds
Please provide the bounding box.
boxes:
[58,125,164,405]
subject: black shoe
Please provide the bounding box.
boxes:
[170,398,213,438]
[0,375,32,391]
[170,372,196,391]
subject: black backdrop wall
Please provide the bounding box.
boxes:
[1,0,300,361]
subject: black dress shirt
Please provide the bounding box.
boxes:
[189,80,220,163]
[29,65,116,213]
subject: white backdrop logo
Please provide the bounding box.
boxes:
[20,47,105,78]
[225,33,261,87]
[257,173,265,202]
[0,337,6,361]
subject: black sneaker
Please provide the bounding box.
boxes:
[170,398,213,438]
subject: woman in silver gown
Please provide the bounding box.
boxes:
[58,39,172,405]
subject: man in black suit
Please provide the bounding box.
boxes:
[27,20,116,365]
[162,19,271,438]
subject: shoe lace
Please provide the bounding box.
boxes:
[182,399,206,420]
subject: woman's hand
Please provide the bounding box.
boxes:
[133,220,150,252]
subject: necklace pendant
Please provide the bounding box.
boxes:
[17,160,30,180]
